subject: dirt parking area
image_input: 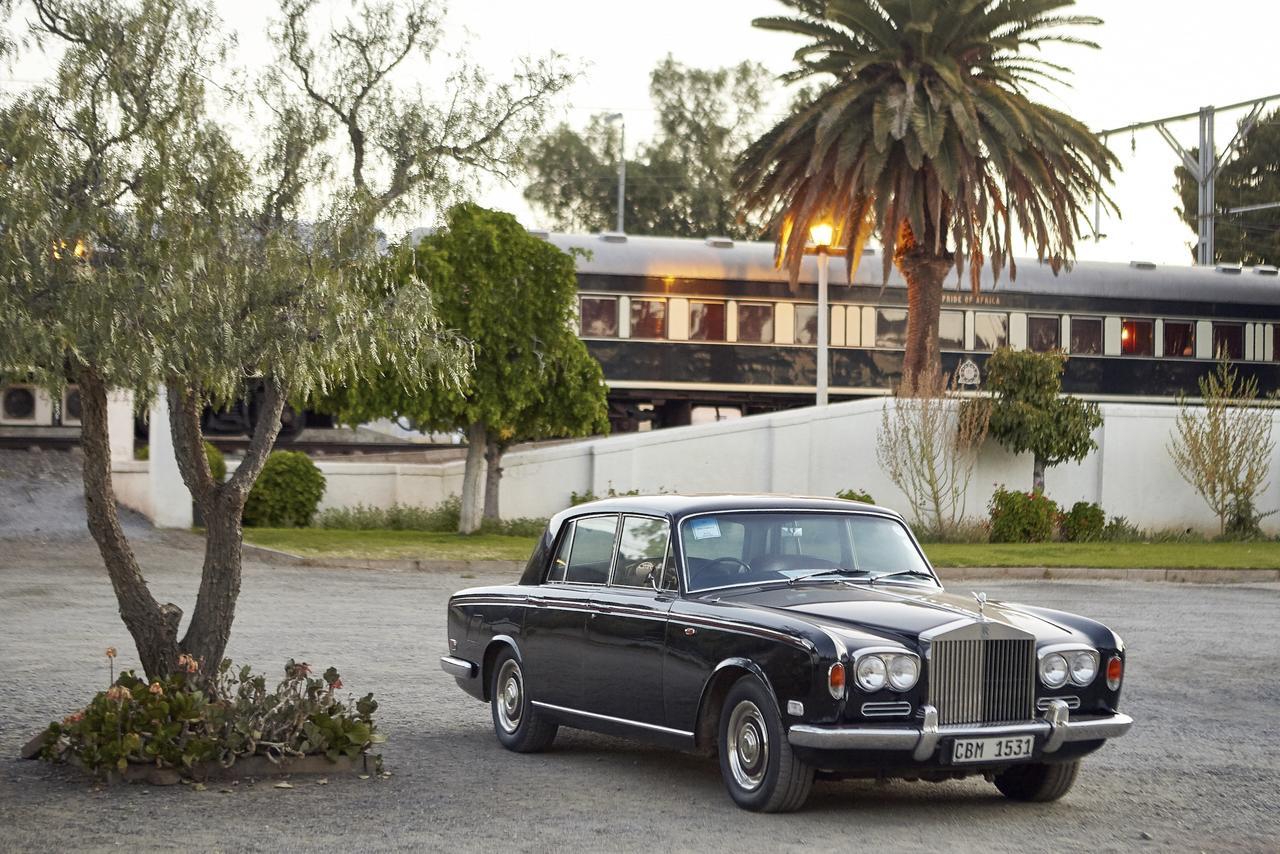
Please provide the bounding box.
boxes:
[0,534,1277,853]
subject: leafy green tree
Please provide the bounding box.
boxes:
[523,56,772,239]
[320,204,610,533]
[981,349,1101,492]
[0,0,563,679]
[1176,107,1280,266]
[736,0,1118,386]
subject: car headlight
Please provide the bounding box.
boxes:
[1068,650,1099,686]
[854,655,887,691]
[887,655,920,691]
[1039,652,1069,688]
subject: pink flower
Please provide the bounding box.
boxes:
[149,682,164,697]
[332,678,343,691]
[177,654,199,674]
[62,711,84,725]
[105,647,117,659]
[105,685,130,702]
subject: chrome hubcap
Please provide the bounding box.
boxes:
[495,659,523,734]
[726,700,769,791]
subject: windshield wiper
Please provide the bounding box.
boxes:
[787,568,871,586]
[868,569,936,584]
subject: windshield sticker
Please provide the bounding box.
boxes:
[689,518,722,540]
[781,526,803,537]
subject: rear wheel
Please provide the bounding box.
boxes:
[717,676,814,812]
[993,760,1080,802]
[490,650,557,753]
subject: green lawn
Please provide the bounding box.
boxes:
[244,529,539,562]
[923,541,1280,569]
[244,528,1280,570]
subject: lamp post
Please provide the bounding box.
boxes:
[808,223,835,405]
[605,112,626,233]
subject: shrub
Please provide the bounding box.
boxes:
[134,441,226,482]
[1060,501,1105,542]
[836,489,875,503]
[988,487,1059,543]
[479,516,549,537]
[41,655,381,776]
[570,485,642,506]
[315,497,460,532]
[912,518,991,544]
[1100,515,1142,542]
[243,451,325,527]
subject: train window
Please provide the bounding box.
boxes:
[939,311,964,350]
[736,303,774,343]
[688,301,726,341]
[630,299,667,339]
[1212,323,1243,360]
[1070,317,1102,354]
[1120,319,1154,356]
[974,312,1008,351]
[876,308,908,348]
[579,296,618,337]
[1028,315,1060,352]
[795,305,819,345]
[1164,321,1195,358]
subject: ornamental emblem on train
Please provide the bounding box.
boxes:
[955,358,981,388]
[972,591,988,620]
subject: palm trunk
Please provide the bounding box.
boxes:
[895,220,952,391]
[483,438,504,522]
[78,368,182,679]
[459,422,487,534]
[169,379,284,678]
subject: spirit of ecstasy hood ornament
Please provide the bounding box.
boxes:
[972,591,988,619]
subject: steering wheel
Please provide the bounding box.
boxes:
[706,556,752,577]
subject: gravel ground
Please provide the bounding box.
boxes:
[0,535,1277,853]
[0,449,152,540]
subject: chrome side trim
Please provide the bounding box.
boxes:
[531,701,695,738]
[440,656,477,679]
[674,614,815,652]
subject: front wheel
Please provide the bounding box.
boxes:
[993,760,1080,802]
[489,650,557,753]
[717,676,814,812]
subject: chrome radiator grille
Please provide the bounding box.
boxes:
[928,637,1035,726]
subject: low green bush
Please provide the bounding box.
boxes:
[1060,501,1105,542]
[1100,515,1143,542]
[479,516,548,537]
[913,518,991,544]
[988,487,1059,543]
[134,441,226,482]
[41,655,381,777]
[836,489,875,504]
[315,497,461,532]
[570,485,642,506]
[243,451,325,527]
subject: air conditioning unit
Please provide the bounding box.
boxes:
[0,384,54,426]
[61,384,83,427]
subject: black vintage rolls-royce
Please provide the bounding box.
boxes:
[441,495,1132,812]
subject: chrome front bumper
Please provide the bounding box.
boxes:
[788,701,1133,762]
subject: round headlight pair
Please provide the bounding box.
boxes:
[1039,649,1099,688]
[854,653,919,692]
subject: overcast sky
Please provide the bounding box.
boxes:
[12,0,1280,266]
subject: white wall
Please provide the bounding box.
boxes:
[130,399,1280,535]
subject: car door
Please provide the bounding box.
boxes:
[584,514,676,728]
[521,514,618,710]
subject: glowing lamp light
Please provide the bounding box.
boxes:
[1121,326,1131,342]
[809,222,834,248]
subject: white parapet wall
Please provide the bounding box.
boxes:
[293,398,1280,535]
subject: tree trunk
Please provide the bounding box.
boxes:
[169,379,285,677]
[483,438,505,522]
[895,220,953,391]
[1033,455,1046,494]
[77,368,182,679]
[459,421,487,534]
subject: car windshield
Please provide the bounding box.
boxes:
[680,512,935,592]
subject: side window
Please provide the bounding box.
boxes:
[938,311,965,350]
[546,524,574,583]
[794,304,819,345]
[1028,315,1060,352]
[876,308,908,348]
[564,515,619,585]
[1071,317,1102,355]
[579,296,618,338]
[974,312,1008,351]
[611,516,672,588]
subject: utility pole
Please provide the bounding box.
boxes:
[1098,93,1280,265]
[605,113,626,233]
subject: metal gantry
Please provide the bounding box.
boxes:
[1096,93,1280,265]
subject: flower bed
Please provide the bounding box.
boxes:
[36,651,383,782]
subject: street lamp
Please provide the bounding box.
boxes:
[806,222,839,406]
[604,112,626,233]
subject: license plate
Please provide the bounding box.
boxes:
[951,735,1036,764]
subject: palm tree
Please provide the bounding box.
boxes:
[736,0,1118,386]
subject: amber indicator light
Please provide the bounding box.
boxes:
[1106,655,1123,690]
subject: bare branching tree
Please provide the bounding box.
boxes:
[876,367,989,538]
[1169,358,1276,537]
